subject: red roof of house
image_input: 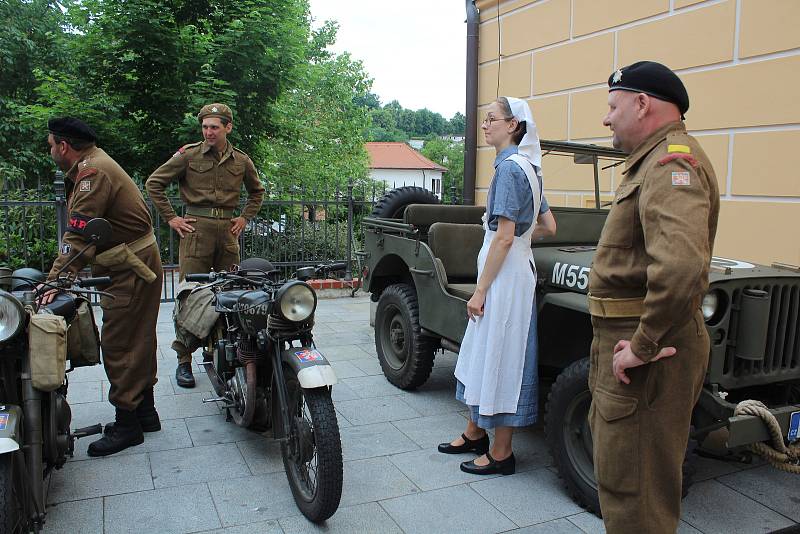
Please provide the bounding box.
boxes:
[365,142,447,172]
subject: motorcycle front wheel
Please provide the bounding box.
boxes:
[280,367,343,523]
[0,452,28,533]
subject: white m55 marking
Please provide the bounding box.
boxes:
[552,262,590,290]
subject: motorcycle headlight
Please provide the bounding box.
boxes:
[701,289,726,324]
[0,290,25,344]
[276,281,316,322]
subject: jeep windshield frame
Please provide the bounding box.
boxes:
[539,140,628,209]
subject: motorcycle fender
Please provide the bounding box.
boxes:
[0,405,22,454]
[280,347,338,388]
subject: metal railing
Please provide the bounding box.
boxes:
[1,177,461,302]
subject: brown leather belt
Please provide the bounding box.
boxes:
[587,294,645,318]
[186,206,235,219]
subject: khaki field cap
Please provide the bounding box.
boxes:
[197,103,233,123]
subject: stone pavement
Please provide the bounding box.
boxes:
[43,296,799,534]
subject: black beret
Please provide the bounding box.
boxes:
[47,117,97,143]
[608,61,689,117]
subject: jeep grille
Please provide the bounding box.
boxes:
[723,282,800,381]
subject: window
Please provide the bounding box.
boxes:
[430,177,441,196]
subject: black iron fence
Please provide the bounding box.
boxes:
[1,177,461,301]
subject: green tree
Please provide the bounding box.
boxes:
[259,21,372,193]
[421,137,464,202]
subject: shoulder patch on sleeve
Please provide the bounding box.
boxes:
[667,144,691,154]
[175,141,202,157]
[658,153,698,168]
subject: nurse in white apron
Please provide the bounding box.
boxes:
[438,97,550,476]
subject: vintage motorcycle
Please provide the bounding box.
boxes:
[184,259,345,522]
[0,218,112,533]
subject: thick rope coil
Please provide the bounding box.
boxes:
[733,399,800,475]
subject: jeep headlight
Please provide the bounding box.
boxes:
[276,281,316,322]
[701,289,726,324]
[0,290,25,344]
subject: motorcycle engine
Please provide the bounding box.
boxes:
[43,387,73,468]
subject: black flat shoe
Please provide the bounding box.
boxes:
[437,433,490,455]
[460,452,516,475]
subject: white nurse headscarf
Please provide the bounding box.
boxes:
[504,97,542,171]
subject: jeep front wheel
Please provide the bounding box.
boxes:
[375,284,435,389]
[545,358,600,514]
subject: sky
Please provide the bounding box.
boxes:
[308,0,467,119]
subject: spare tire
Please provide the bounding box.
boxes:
[371,186,440,219]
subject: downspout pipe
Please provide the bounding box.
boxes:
[463,0,479,205]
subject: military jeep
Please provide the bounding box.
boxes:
[360,140,800,514]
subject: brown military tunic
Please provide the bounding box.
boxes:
[145,141,264,363]
[49,147,163,412]
[587,122,719,533]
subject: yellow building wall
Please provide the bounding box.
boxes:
[473,0,800,266]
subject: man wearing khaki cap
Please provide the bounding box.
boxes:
[146,103,264,387]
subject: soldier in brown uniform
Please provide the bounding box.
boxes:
[146,103,264,387]
[44,117,164,457]
[587,62,720,533]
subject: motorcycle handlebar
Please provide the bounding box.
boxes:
[76,276,112,288]
[318,262,347,273]
[185,273,213,282]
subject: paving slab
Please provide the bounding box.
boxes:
[328,359,367,379]
[348,355,383,376]
[717,465,800,522]
[186,414,265,446]
[104,483,222,534]
[339,456,419,507]
[330,381,359,402]
[280,502,402,534]
[339,422,420,461]
[208,472,299,526]
[342,375,405,399]
[196,520,284,534]
[399,388,467,416]
[67,380,102,404]
[316,344,373,362]
[513,518,584,533]
[41,497,103,534]
[150,442,251,488]
[470,468,585,527]
[335,395,421,426]
[680,479,795,533]
[388,448,502,491]
[154,392,223,420]
[237,438,286,475]
[392,412,476,449]
[48,452,153,503]
[380,484,517,534]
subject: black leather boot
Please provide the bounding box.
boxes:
[175,362,195,388]
[104,387,161,434]
[89,408,144,457]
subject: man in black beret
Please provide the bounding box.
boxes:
[45,117,163,456]
[587,62,720,532]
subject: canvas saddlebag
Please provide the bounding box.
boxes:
[28,313,67,391]
[66,298,101,367]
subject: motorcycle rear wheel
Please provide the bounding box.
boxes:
[280,368,343,523]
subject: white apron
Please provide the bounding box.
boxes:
[454,154,542,416]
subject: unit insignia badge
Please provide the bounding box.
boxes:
[612,69,623,84]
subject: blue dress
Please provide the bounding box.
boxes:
[455,146,545,428]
